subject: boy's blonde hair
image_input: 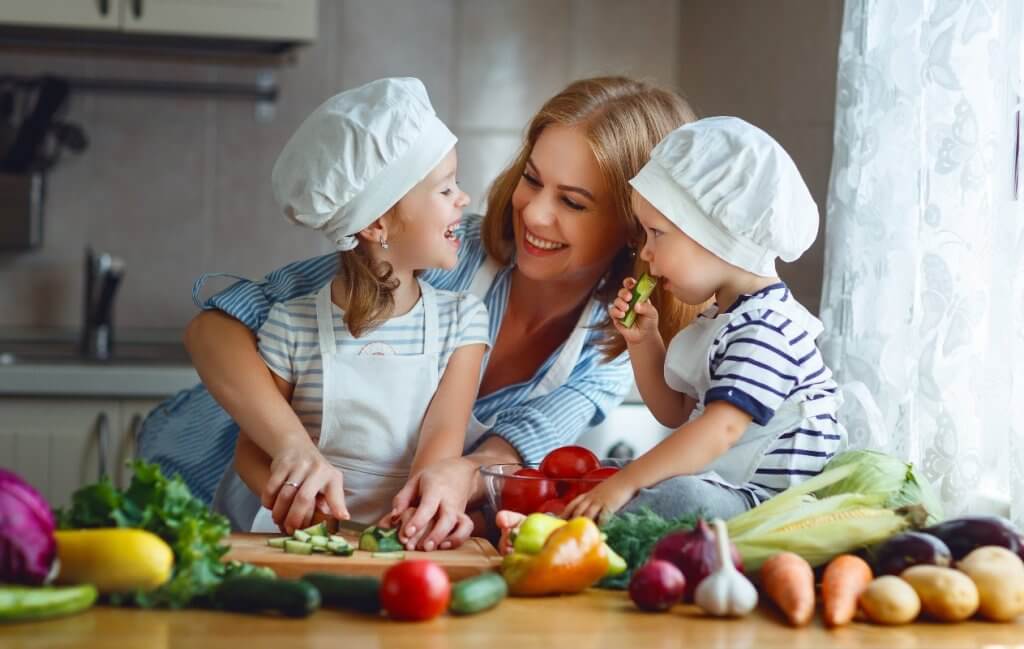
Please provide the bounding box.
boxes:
[481,76,707,359]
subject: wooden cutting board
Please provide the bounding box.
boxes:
[223,532,502,580]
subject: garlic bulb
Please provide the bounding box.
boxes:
[694,519,758,617]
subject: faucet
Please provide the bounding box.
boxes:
[80,247,124,361]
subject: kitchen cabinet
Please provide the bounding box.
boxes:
[0,397,163,509]
[0,0,317,42]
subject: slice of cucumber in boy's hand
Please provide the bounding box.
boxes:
[621,272,657,328]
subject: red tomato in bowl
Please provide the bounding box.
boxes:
[381,560,451,621]
[537,498,567,516]
[576,466,620,494]
[539,446,600,480]
[501,468,557,514]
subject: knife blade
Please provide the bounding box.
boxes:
[334,518,375,534]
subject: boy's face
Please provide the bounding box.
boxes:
[388,148,470,271]
[632,192,723,305]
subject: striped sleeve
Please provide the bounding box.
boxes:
[706,310,811,426]
[256,302,297,384]
[480,348,633,465]
[198,253,339,331]
[454,293,491,350]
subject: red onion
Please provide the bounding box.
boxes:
[0,469,57,585]
[629,559,685,612]
[651,518,743,601]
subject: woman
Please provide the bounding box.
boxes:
[139,76,701,550]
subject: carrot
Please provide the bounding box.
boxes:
[821,554,873,627]
[760,552,816,627]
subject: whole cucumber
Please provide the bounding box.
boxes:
[301,573,381,614]
[449,572,508,615]
[214,576,320,618]
[0,584,98,622]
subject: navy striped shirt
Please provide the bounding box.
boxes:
[670,283,844,498]
[136,214,633,502]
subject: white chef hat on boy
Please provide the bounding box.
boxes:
[628,116,818,277]
[271,77,457,250]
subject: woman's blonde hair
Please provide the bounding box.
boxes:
[481,76,706,359]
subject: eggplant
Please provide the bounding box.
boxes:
[871,532,952,575]
[922,516,1022,560]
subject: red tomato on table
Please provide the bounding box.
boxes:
[381,560,451,621]
[539,445,600,480]
[501,468,557,514]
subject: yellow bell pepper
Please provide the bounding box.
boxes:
[55,528,174,594]
[502,517,610,596]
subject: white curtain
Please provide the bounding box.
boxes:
[821,0,1024,526]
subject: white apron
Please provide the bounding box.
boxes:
[462,258,599,444]
[664,295,846,489]
[251,279,442,530]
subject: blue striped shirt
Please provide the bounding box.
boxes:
[137,214,633,502]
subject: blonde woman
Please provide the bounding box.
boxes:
[140,77,704,549]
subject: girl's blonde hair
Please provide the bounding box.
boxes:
[337,245,399,338]
[481,76,706,359]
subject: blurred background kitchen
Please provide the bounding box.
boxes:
[3,0,1020,524]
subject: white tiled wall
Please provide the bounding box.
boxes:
[0,0,685,330]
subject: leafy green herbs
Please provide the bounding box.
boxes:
[597,508,698,589]
[56,460,273,608]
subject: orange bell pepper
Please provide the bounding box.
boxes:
[501,517,610,596]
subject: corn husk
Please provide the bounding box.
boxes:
[726,461,926,573]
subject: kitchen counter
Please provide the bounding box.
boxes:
[4,590,1021,649]
[0,329,199,397]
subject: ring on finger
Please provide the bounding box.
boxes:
[284,481,301,488]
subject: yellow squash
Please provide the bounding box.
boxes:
[55,529,174,594]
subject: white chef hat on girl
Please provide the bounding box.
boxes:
[271,77,457,250]
[628,116,818,277]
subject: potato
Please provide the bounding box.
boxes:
[901,565,979,622]
[958,546,1024,622]
[859,575,921,625]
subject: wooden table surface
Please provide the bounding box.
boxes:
[4,589,1022,649]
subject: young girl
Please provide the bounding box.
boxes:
[219,77,490,532]
[564,116,846,523]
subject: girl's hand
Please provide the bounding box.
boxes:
[266,445,349,534]
[608,277,660,346]
[563,475,636,525]
[388,456,478,551]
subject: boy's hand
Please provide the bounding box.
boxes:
[563,474,636,525]
[609,277,660,346]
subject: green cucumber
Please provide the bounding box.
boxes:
[358,526,403,553]
[0,584,98,622]
[327,541,354,557]
[449,572,507,615]
[292,530,312,543]
[284,539,314,555]
[621,272,657,328]
[301,573,381,614]
[214,576,320,618]
[300,521,330,538]
[309,536,329,549]
[328,535,348,545]
[266,537,289,549]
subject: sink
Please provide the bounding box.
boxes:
[0,340,191,366]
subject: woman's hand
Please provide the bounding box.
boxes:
[387,456,479,551]
[266,445,349,534]
[608,277,660,346]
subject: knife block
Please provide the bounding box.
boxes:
[0,172,44,250]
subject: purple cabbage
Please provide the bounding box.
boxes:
[0,468,56,585]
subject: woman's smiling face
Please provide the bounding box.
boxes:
[510,124,628,287]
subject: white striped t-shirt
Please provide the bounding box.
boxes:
[257,284,490,441]
[676,283,844,498]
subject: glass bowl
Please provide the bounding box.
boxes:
[480,461,622,515]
